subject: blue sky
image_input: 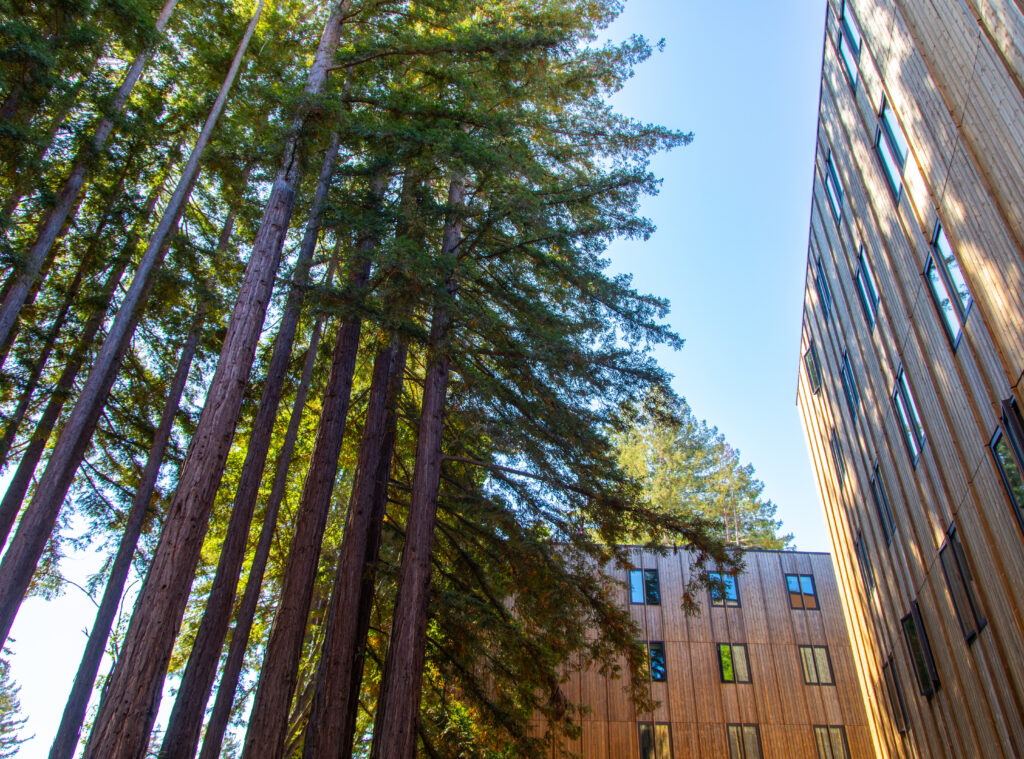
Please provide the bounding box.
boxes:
[603,0,829,550]
[7,2,832,755]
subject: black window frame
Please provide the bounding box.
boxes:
[991,398,1024,536]
[854,530,875,595]
[727,724,763,759]
[892,365,925,466]
[875,94,909,199]
[799,645,835,686]
[830,427,846,488]
[709,571,740,608]
[837,0,862,87]
[839,350,860,423]
[823,150,844,225]
[804,340,823,395]
[785,573,819,610]
[815,256,833,322]
[854,245,880,331]
[648,641,667,682]
[882,654,908,734]
[939,524,986,643]
[924,221,972,349]
[630,568,662,605]
[870,462,896,545]
[718,642,752,684]
[638,722,673,759]
[814,725,851,759]
[901,600,940,697]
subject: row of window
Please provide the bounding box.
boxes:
[642,641,835,686]
[629,568,820,610]
[638,722,851,759]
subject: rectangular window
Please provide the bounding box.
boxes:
[854,531,875,594]
[939,525,986,642]
[799,645,834,685]
[814,726,850,759]
[854,246,880,330]
[925,221,972,347]
[727,724,763,759]
[901,600,940,697]
[709,572,740,607]
[870,463,896,545]
[992,398,1024,535]
[815,256,833,322]
[875,95,909,198]
[830,428,846,488]
[892,366,925,465]
[786,574,819,610]
[648,641,667,682]
[882,654,908,734]
[638,723,672,759]
[630,568,662,605]
[718,643,752,684]
[837,0,862,86]
[824,150,844,224]
[840,351,860,423]
[804,340,823,394]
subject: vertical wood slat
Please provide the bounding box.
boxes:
[799,1,1024,757]
[546,549,872,757]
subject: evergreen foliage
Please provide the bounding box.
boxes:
[0,0,790,755]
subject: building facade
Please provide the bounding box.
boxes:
[796,1,1024,758]
[532,548,872,758]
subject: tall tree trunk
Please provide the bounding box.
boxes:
[0,0,181,349]
[238,256,372,759]
[0,247,132,550]
[369,176,464,759]
[197,290,331,759]
[0,0,266,647]
[157,133,340,759]
[303,338,407,759]
[78,3,352,755]
[0,167,132,466]
[48,302,206,759]
[0,74,87,226]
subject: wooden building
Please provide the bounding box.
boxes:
[531,548,873,758]
[796,1,1024,757]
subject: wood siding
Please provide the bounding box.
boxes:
[797,1,1024,758]
[531,549,872,758]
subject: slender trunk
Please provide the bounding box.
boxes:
[303,339,406,759]
[0,0,181,349]
[78,3,351,755]
[157,133,340,759]
[0,0,265,647]
[0,75,87,225]
[0,151,173,547]
[0,170,131,466]
[197,291,331,759]
[239,258,371,759]
[48,303,206,759]
[369,176,464,759]
[0,249,131,549]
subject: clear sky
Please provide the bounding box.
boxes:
[6,2,831,755]
[603,0,829,551]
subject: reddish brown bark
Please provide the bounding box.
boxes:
[156,133,340,759]
[77,4,349,755]
[369,176,464,759]
[303,338,407,759]
[48,302,206,759]
[238,256,372,759]
[196,283,331,759]
[0,0,267,648]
